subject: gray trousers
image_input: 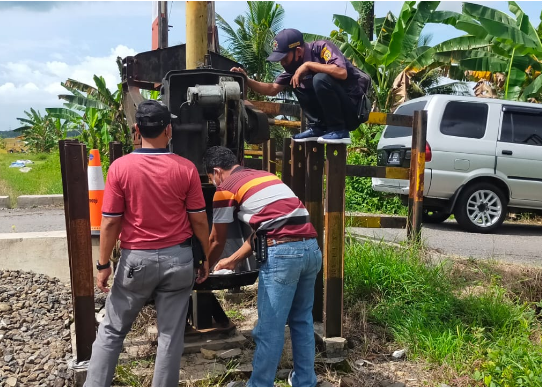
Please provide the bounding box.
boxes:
[84,244,194,387]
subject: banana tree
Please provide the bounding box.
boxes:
[433,2,542,101]
[313,1,484,111]
[14,109,61,153]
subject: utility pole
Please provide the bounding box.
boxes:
[207,1,219,53]
[152,1,168,50]
[186,1,208,68]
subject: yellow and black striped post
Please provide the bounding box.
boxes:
[305,143,325,322]
[407,110,427,242]
[323,144,347,338]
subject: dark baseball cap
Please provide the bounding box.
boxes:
[267,29,304,62]
[135,100,176,127]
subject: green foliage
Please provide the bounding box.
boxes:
[14,109,72,153]
[345,124,406,214]
[0,153,62,206]
[217,1,284,90]
[344,240,542,386]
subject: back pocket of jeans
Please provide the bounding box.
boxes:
[119,264,146,292]
[272,250,304,285]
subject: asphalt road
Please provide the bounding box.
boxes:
[2,207,541,266]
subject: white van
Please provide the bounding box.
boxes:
[372,95,542,233]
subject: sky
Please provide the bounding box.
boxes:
[0,0,541,132]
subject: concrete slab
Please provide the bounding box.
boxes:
[17,194,64,208]
[0,231,101,282]
[0,196,10,209]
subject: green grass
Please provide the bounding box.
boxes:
[0,152,63,206]
[344,239,542,387]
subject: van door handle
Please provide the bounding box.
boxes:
[502,150,513,155]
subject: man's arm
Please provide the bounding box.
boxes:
[304,62,347,80]
[97,216,123,292]
[231,67,286,96]
[188,212,210,284]
[207,223,229,268]
[214,239,253,271]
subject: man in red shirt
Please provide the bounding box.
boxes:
[205,146,322,387]
[84,100,210,387]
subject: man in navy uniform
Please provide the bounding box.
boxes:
[231,28,371,145]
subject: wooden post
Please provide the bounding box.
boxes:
[281,139,292,188]
[291,141,306,203]
[109,141,123,164]
[262,138,276,174]
[60,141,96,361]
[305,143,325,322]
[323,144,346,338]
[407,110,427,243]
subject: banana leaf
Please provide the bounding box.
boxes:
[463,2,517,27]
[64,79,98,97]
[383,1,416,67]
[371,11,397,62]
[46,108,83,121]
[509,1,542,46]
[333,14,371,49]
[477,17,539,50]
[520,73,542,100]
[397,1,440,62]
[58,95,107,110]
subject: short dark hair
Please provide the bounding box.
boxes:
[138,124,167,139]
[203,146,239,173]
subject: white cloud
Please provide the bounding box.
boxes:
[0,44,137,130]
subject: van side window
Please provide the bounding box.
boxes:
[383,101,427,138]
[500,110,542,146]
[440,101,488,139]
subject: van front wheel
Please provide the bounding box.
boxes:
[454,183,507,233]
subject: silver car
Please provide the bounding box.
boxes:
[372,95,542,233]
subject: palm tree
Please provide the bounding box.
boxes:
[217,1,285,95]
[14,109,69,153]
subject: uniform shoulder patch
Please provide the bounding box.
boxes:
[321,47,332,62]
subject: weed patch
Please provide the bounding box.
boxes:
[344,239,542,386]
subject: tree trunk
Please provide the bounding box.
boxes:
[358,1,374,41]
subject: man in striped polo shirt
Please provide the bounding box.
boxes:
[204,146,323,387]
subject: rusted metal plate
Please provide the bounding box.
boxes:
[248,100,301,118]
[345,165,410,179]
[367,112,413,127]
[305,143,325,322]
[346,215,407,229]
[109,141,123,164]
[324,144,346,338]
[243,157,263,170]
[291,141,306,203]
[281,139,292,188]
[60,142,95,361]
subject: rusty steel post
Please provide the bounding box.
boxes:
[407,110,427,243]
[186,1,208,69]
[323,144,347,338]
[60,141,96,361]
[262,138,276,174]
[281,139,292,187]
[109,141,124,164]
[291,141,306,203]
[305,143,325,322]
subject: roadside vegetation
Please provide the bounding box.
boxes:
[344,238,542,387]
[0,153,62,207]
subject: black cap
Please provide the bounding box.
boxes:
[135,100,174,127]
[267,29,304,62]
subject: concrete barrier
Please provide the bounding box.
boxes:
[17,195,64,208]
[0,196,10,209]
[0,232,100,283]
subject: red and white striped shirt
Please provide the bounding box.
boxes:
[212,167,317,239]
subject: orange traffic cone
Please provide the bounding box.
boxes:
[88,149,105,236]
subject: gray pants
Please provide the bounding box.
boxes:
[84,244,194,387]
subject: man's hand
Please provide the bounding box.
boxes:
[291,63,309,88]
[96,267,112,293]
[196,260,209,284]
[213,256,237,272]
[230,67,248,77]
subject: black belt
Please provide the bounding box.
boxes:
[179,237,192,248]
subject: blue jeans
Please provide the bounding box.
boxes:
[248,238,323,387]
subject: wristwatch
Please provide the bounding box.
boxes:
[96,261,111,270]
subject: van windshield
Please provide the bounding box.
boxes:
[383,101,427,138]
